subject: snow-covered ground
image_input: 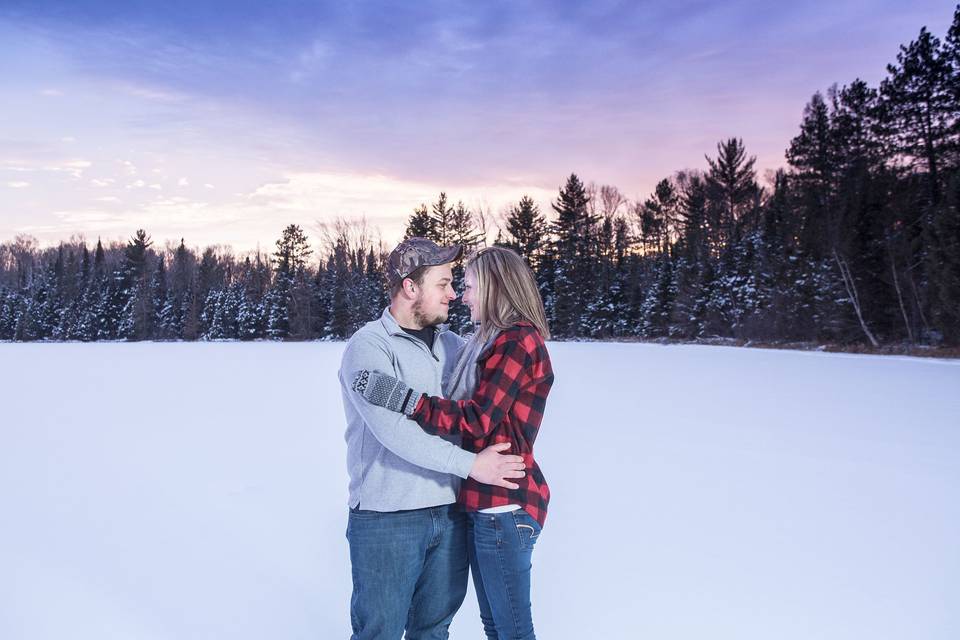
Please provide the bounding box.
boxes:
[2,342,958,640]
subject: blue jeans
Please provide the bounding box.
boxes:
[346,504,469,640]
[467,510,542,640]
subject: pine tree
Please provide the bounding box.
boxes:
[504,196,547,265]
[549,173,598,337]
[881,26,955,207]
[639,255,675,338]
[430,192,454,245]
[705,138,760,253]
[787,92,837,257]
[237,293,266,340]
[446,200,482,332]
[328,238,353,339]
[405,204,435,240]
[274,224,312,280]
[266,273,292,340]
[119,230,156,341]
[928,172,960,343]
[639,178,681,254]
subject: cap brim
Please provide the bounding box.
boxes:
[431,244,463,266]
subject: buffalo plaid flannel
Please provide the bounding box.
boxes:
[412,322,553,527]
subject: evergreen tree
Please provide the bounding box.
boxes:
[274,224,312,280]
[639,255,675,338]
[504,196,547,265]
[446,200,483,332]
[639,178,681,254]
[328,238,353,339]
[881,25,955,206]
[431,192,454,245]
[119,230,156,341]
[266,273,292,339]
[405,204,435,240]
[928,172,960,343]
[549,173,598,337]
[705,138,760,252]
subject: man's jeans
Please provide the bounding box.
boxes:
[467,509,542,640]
[346,504,468,640]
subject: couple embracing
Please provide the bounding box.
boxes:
[339,237,554,640]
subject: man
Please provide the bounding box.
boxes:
[338,237,526,640]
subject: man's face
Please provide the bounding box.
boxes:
[411,263,456,327]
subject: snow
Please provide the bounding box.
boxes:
[2,342,958,639]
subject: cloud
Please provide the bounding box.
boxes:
[247,170,557,233]
[122,84,189,103]
[41,89,63,97]
[90,178,114,187]
[6,181,30,188]
[1,158,92,178]
[177,177,189,186]
[53,209,123,225]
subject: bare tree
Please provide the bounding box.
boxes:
[833,249,880,346]
[598,185,628,219]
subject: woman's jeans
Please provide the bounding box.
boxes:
[467,509,542,640]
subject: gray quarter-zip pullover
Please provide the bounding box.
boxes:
[338,307,476,511]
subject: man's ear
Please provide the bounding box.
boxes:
[404,278,418,297]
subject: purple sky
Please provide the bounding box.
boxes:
[0,1,955,252]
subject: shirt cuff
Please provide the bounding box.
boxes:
[412,393,428,416]
[447,446,476,480]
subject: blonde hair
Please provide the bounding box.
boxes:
[466,246,550,341]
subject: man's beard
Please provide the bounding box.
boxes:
[412,299,447,327]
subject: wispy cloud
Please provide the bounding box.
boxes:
[248,171,555,217]
[122,83,190,103]
[1,158,91,178]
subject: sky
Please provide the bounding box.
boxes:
[0,0,955,253]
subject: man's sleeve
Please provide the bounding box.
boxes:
[339,334,476,479]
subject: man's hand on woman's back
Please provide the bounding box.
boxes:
[469,442,526,489]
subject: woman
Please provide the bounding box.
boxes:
[353,246,553,640]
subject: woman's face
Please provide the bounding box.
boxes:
[462,268,479,323]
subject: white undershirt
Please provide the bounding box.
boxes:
[478,504,521,513]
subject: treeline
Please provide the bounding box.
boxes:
[0,222,389,341]
[1,8,959,345]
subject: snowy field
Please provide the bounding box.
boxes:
[2,341,958,640]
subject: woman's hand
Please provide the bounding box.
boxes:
[352,370,424,416]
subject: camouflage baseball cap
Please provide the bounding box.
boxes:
[386,237,463,286]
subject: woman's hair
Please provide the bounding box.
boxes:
[466,246,550,341]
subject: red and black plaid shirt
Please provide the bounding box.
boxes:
[412,322,553,528]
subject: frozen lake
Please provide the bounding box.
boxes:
[2,342,958,639]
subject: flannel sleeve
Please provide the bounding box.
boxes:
[412,331,532,439]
